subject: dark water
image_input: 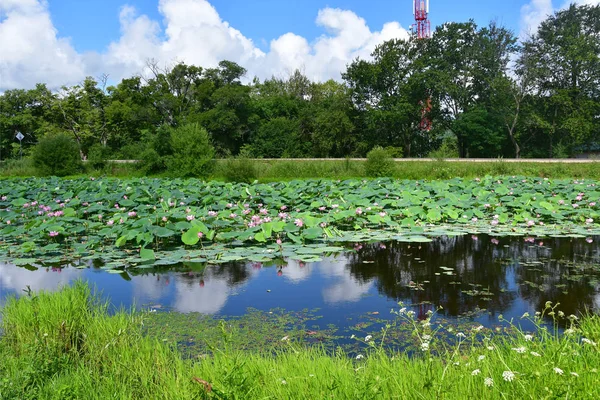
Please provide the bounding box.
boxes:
[1,235,599,331]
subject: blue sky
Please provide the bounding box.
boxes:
[48,0,527,53]
[0,0,595,90]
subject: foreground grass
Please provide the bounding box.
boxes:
[1,283,599,399]
[4,158,600,180]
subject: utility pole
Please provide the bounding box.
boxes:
[412,0,432,132]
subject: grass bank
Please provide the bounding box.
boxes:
[1,283,599,399]
[3,158,600,180]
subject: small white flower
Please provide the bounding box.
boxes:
[421,342,430,351]
[484,377,494,387]
[512,346,526,354]
[406,311,416,318]
[350,334,356,339]
[571,372,579,377]
[553,367,564,375]
[364,335,372,342]
[524,334,533,342]
[502,371,515,382]
[521,312,530,318]
[356,354,364,360]
[478,355,485,362]
[564,328,577,335]
[472,369,481,376]
[487,346,494,351]
[399,307,407,314]
[281,379,287,385]
[422,334,432,341]
[473,325,484,332]
[281,336,289,341]
[530,351,542,357]
[582,338,597,346]
[456,332,466,338]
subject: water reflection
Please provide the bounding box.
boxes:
[1,236,599,328]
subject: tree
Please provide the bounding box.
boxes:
[519,4,600,156]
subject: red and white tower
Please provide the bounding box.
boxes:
[413,0,432,131]
[412,0,431,39]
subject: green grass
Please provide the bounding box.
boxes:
[4,158,600,180]
[1,283,599,399]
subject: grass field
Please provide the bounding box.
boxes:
[1,282,599,399]
[3,158,600,180]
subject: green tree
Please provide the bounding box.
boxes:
[166,123,215,177]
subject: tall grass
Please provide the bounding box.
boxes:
[3,158,600,180]
[1,283,599,399]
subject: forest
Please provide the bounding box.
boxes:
[1,3,599,164]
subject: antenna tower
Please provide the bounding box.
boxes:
[412,0,431,39]
[413,0,432,131]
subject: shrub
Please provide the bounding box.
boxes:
[223,149,258,183]
[32,134,81,177]
[365,146,395,177]
[166,123,215,178]
[87,144,110,170]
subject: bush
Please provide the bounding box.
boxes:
[87,144,110,170]
[223,150,258,183]
[365,146,395,177]
[32,134,82,177]
[166,123,215,178]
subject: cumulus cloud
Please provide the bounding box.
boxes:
[0,0,409,91]
[520,0,600,39]
[0,0,86,90]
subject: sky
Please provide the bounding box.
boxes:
[0,0,599,91]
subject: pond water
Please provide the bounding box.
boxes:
[1,235,599,333]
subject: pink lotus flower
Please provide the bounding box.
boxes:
[278,212,288,219]
[356,207,363,215]
[49,231,59,237]
[208,211,217,217]
[107,220,114,226]
[527,220,535,227]
[491,238,499,245]
[586,237,593,243]
[243,209,251,215]
[319,206,326,211]
[294,218,304,227]
[197,232,203,239]
[280,205,287,210]
[260,208,268,215]
[586,218,594,224]
[572,203,579,208]
[229,213,237,218]
[590,202,597,207]
[379,212,387,217]
[1,196,7,201]
[162,216,168,222]
[491,220,499,226]
[276,239,282,245]
[186,215,195,221]
[128,211,137,217]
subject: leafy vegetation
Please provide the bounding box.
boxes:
[365,146,394,177]
[0,176,598,268]
[1,283,599,399]
[31,133,81,176]
[2,4,600,164]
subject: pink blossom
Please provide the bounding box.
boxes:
[98,215,103,220]
[484,204,491,208]
[197,232,203,239]
[356,207,363,215]
[276,239,282,245]
[379,212,387,217]
[260,208,268,215]
[278,212,288,219]
[527,220,535,227]
[244,203,250,208]
[331,204,339,209]
[585,218,594,224]
[6,220,10,225]
[320,222,327,228]
[227,203,233,208]
[107,220,114,226]
[128,211,137,217]
[576,195,583,201]
[586,237,593,243]
[208,211,217,217]
[491,220,499,226]
[559,200,565,205]
[280,205,287,210]
[123,195,128,200]
[54,211,63,217]
[264,217,272,222]
[319,206,326,211]
[119,218,124,224]
[162,216,168,222]
[294,218,304,227]
[243,209,251,215]
[491,238,499,245]
[572,203,579,208]
[229,213,237,219]
[471,217,478,223]
[590,202,597,207]
[49,231,59,237]
[1,196,6,201]
[186,215,195,221]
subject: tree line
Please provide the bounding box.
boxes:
[1,3,599,162]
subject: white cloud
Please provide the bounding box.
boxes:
[0,0,409,91]
[0,0,86,90]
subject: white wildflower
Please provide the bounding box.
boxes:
[478,355,485,362]
[530,351,542,357]
[553,367,564,375]
[356,354,364,360]
[281,379,287,385]
[512,346,526,354]
[502,371,516,382]
[521,312,530,318]
[472,369,481,376]
[364,335,372,342]
[484,377,494,387]
[564,328,577,335]
[473,325,484,332]
[421,342,430,351]
[422,334,432,341]
[399,307,407,314]
[456,332,466,338]
[571,372,579,377]
[524,335,533,342]
[582,338,597,346]
[487,346,494,351]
